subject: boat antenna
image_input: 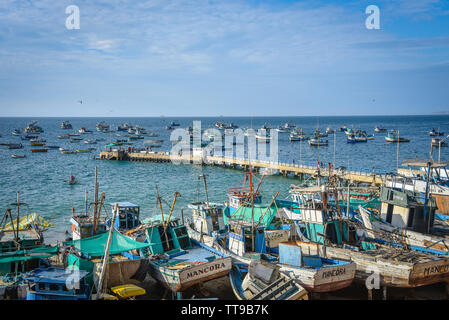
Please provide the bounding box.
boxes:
[155,185,170,250]
[200,174,210,205]
[396,130,400,171]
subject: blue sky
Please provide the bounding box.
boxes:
[0,0,449,116]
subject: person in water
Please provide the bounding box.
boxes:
[69,174,75,184]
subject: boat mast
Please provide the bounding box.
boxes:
[156,185,170,249]
[201,174,209,205]
[95,203,118,300]
[93,167,98,229]
[396,130,400,171]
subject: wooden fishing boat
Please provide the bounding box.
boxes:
[46,145,60,149]
[31,148,48,153]
[359,206,449,255]
[61,121,73,129]
[65,228,150,291]
[374,126,387,133]
[385,131,410,142]
[430,128,444,137]
[76,149,91,153]
[23,268,90,300]
[130,214,231,293]
[30,142,45,147]
[61,150,76,154]
[11,154,26,159]
[0,194,58,299]
[7,143,23,149]
[295,240,449,288]
[229,261,308,300]
[308,138,328,146]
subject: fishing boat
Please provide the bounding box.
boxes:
[24,121,44,134]
[325,127,335,134]
[31,149,48,153]
[170,121,180,126]
[23,268,90,300]
[338,125,347,132]
[430,128,444,136]
[79,127,93,134]
[374,126,387,133]
[61,150,76,154]
[84,139,97,144]
[308,138,328,146]
[255,129,272,142]
[58,134,70,139]
[147,131,159,137]
[76,149,92,153]
[288,184,449,290]
[289,133,307,142]
[129,214,232,295]
[0,194,57,299]
[96,121,110,132]
[11,154,26,159]
[30,142,45,147]
[385,130,410,143]
[357,186,449,254]
[7,143,23,149]
[64,225,150,293]
[46,145,60,149]
[61,121,73,129]
[431,138,448,147]
[70,138,83,143]
[21,135,38,140]
[347,133,367,143]
[68,133,80,137]
[12,129,22,136]
[229,261,308,300]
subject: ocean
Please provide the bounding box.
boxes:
[0,115,447,243]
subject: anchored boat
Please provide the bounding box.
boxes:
[230,260,308,300]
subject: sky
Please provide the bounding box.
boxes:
[0,0,449,117]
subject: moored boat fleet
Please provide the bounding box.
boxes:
[3,154,449,300]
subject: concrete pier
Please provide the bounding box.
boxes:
[99,150,384,185]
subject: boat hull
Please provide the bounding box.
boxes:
[148,256,232,292]
[296,241,449,288]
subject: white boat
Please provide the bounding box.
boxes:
[308,138,328,146]
[61,121,73,129]
[385,131,410,142]
[430,128,444,136]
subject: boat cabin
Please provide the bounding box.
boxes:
[71,215,107,240]
[298,204,358,246]
[23,267,90,300]
[0,230,46,275]
[141,215,191,257]
[379,187,436,234]
[109,202,141,231]
[227,187,262,215]
[226,220,268,258]
[188,202,225,235]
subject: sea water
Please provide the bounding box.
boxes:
[0,115,447,242]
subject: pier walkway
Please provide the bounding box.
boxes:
[98,150,384,185]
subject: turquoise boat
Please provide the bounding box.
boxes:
[132,214,232,295]
[23,267,90,300]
